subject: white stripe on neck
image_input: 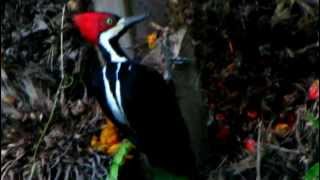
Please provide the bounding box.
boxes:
[99,19,129,125]
[115,63,126,115]
[99,19,127,63]
[102,66,127,125]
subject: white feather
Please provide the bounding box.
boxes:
[115,63,126,118]
[102,66,127,124]
[99,18,127,63]
[99,19,130,125]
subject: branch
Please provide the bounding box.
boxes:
[60,5,66,105]
[60,5,66,80]
[256,121,262,180]
[265,144,300,154]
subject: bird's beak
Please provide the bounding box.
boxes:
[122,14,148,29]
[116,14,148,38]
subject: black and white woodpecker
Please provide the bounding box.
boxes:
[73,12,196,178]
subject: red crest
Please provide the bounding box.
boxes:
[73,12,117,44]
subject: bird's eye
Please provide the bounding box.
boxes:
[106,18,113,25]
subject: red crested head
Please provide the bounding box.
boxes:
[73,12,119,44]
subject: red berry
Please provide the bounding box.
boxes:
[247,111,258,119]
[308,80,319,101]
[215,113,226,121]
[216,125,230,141]
[243,137,256,154]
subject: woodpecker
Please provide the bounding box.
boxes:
[73,12,196,178]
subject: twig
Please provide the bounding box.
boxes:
[49,140,73,169]
[215,156,228,170]
[149,21,166,31]
[47,46,55,71]
[29,78,64,180]
[74,166,81,180]
[256,121,262,180]
[37,163,44,180]
[1,152,25,180]
[228,157,256,174]
[60,5,65,81]
[27,163,37,180]
[312,101,319,114]
[1,160,14,180]
[46,164,52,180]
[295,42,319,55]
[60,5,66,105]
[294,107,306,152]
[8,170,14,180]
[54,164,62,180]
[90,157,99,179]
[161,29,174,81]
[33,81,64,157]
[64,165,72,180]
[265,144,300,154]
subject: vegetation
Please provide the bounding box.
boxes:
[1,0,319,179]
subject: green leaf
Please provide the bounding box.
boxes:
[305,111,319,129]
[304,163,319,180]
[107,139,135,180]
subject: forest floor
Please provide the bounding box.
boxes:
[1,0,319,180]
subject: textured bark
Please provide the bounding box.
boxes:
[172,33,210,167]
[133,0,210,167]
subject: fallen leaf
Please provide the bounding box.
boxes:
[90,119,121,156]
[147,32,158,49]
[2,95,16,105]
[274,123,290,137]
